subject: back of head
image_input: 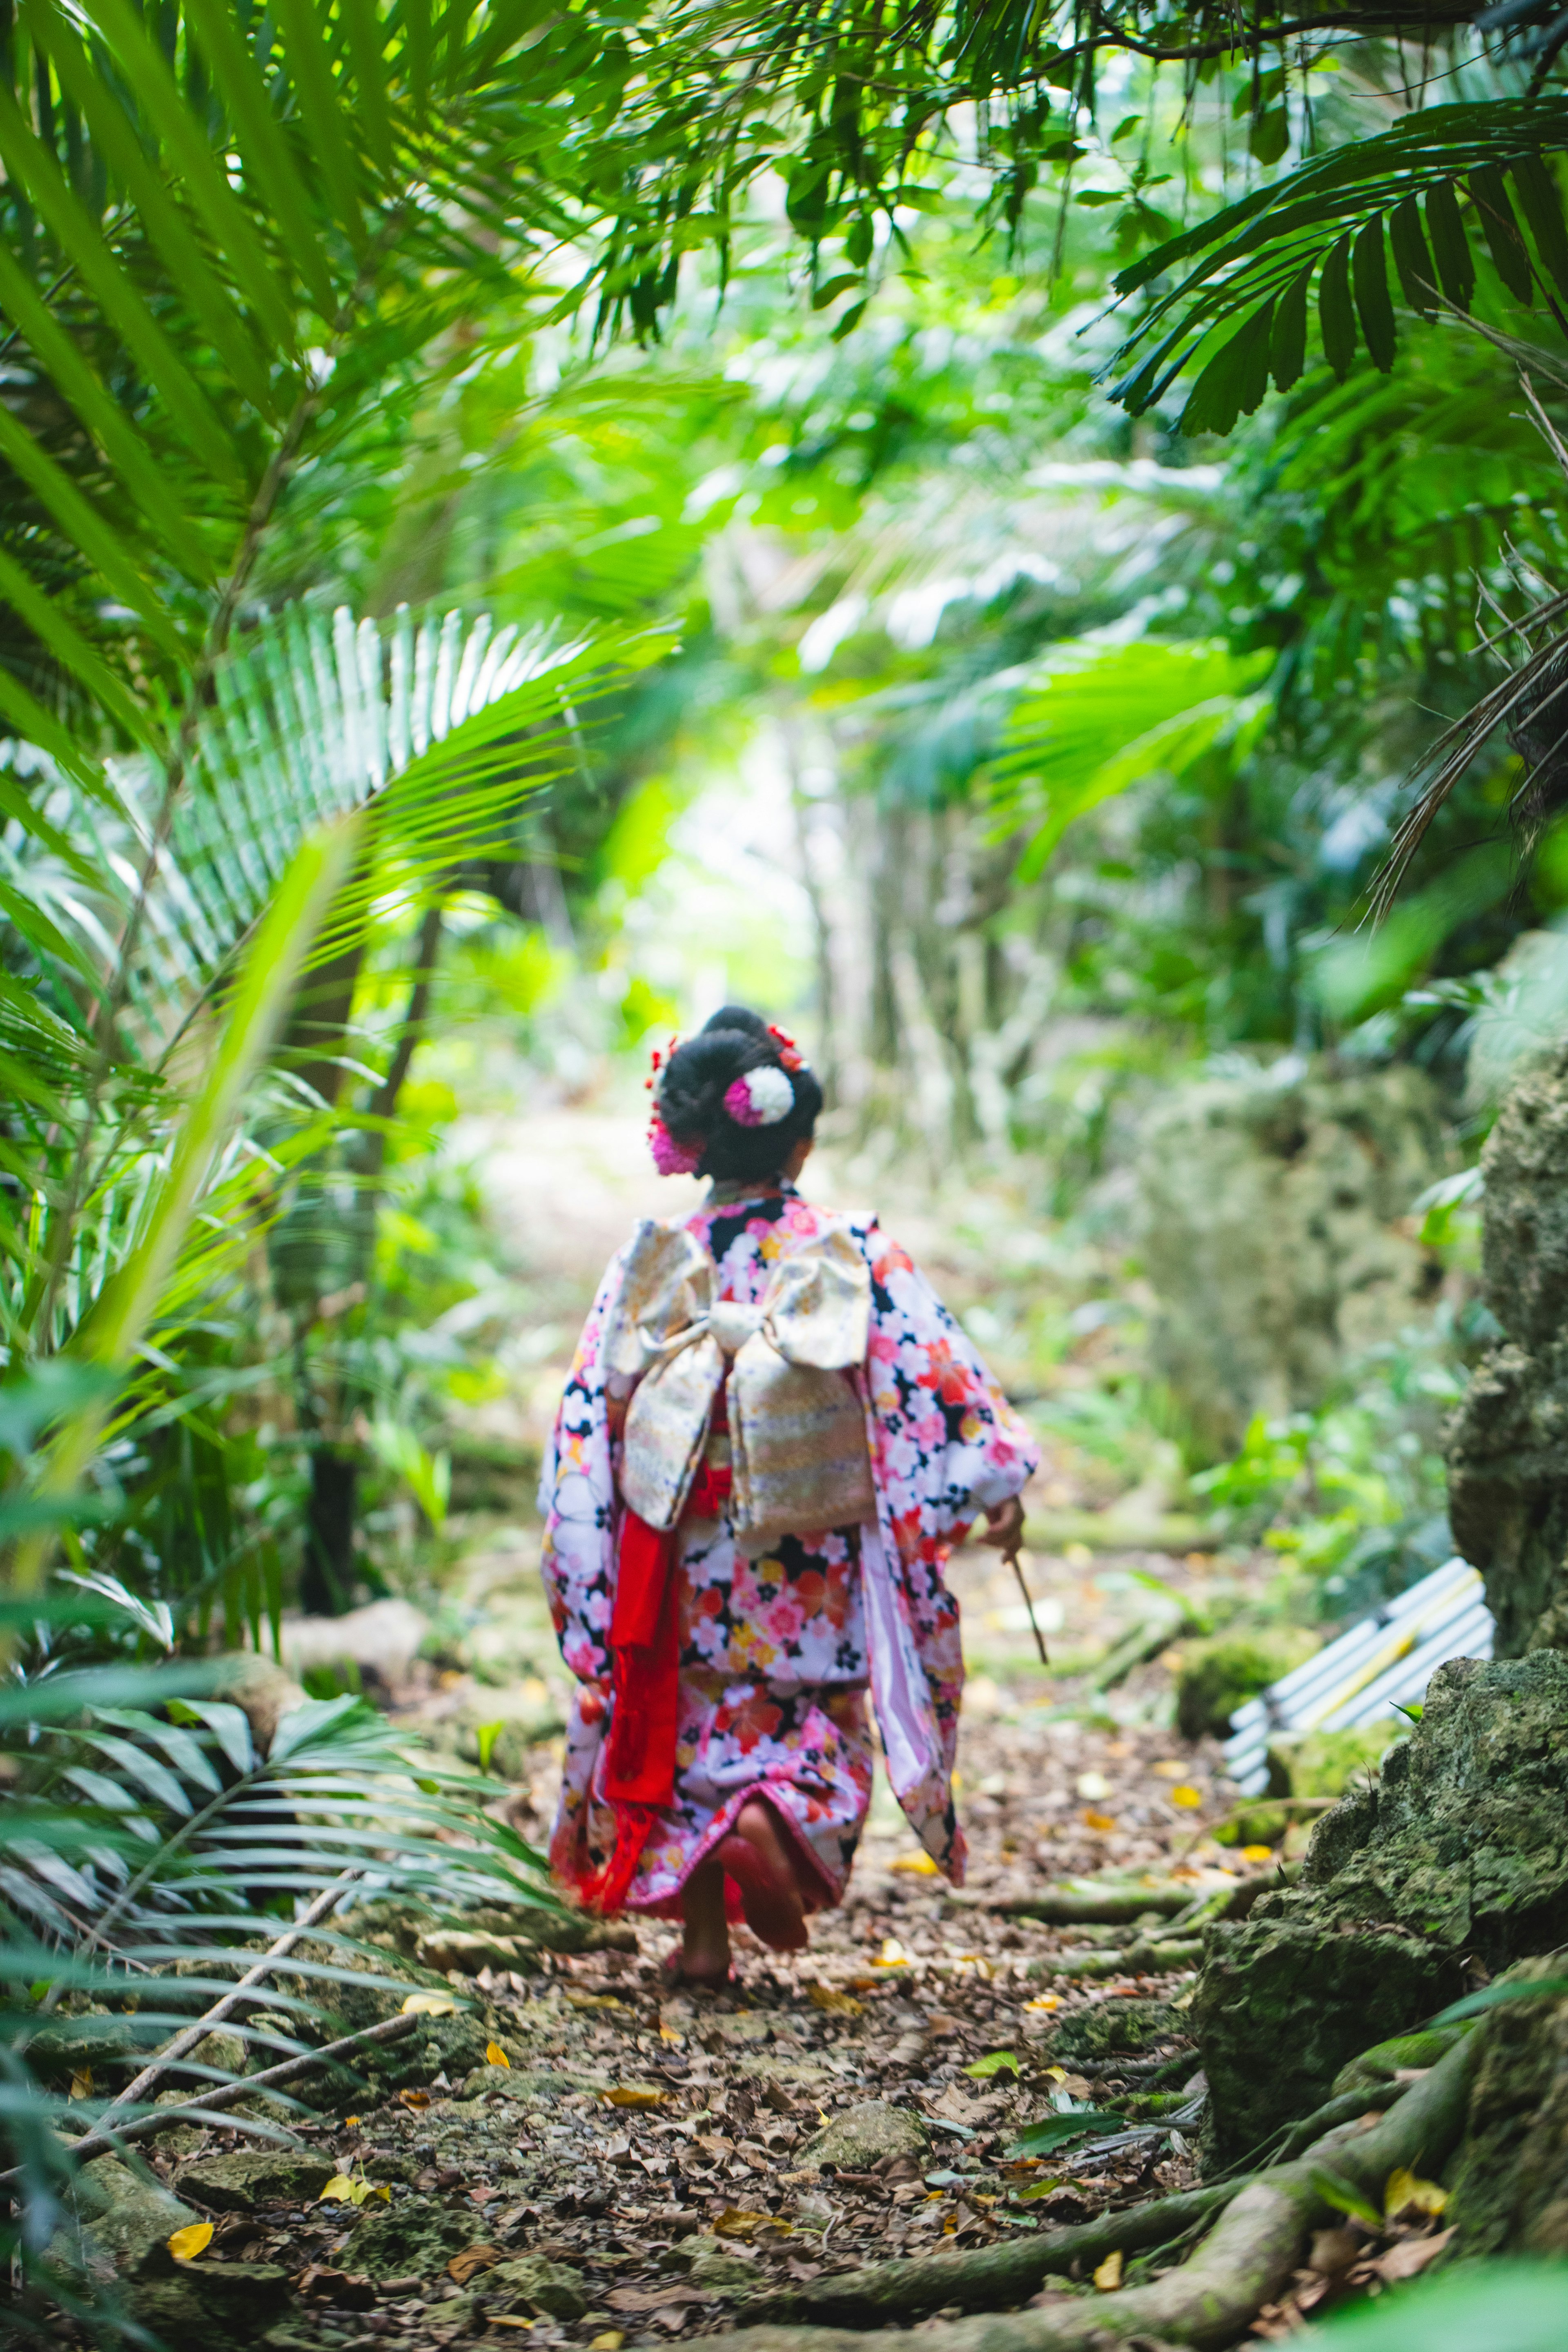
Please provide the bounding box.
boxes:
[653,1006,822,1183]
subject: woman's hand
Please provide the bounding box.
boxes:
[975,1493,1025,1564]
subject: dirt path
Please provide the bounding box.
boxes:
[125,1112,1284,2350]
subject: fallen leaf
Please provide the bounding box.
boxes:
[68,2068,93,2102]
[1241,1844,1276,1863]
[402,1992,457,2017]
[808,1985,864,2017]
[1023,1995,1060,2013]
[485,2042,512,2069]
[168,2223,214,2263]
[1374,2230,1454,2281]
[1010,2111,1127,2156]
[1384,2167,1449,2221]
[1082,1811,1117,1832]
[294,2267,376,2309]
[604,2085,666,2109]
[1150,1760,1185,1779]
[890,1851,938,1875]
[1017,2176,1066,2202]
[589,2336,626,2350]
[344,2116,361,2127]
[320,2175,390,2208]
[448,2244,503,2285]
[1093,2250,1123,2290]
[659,2024,685,2045]
[489,2321,537,2332]
[873,1937,911,1968]
[565,1990,629,2013]
[1169,1786,1204,1810]
[712,2209,771,2238]
[965,2051,1022,2079]
[398,2088,432,2109]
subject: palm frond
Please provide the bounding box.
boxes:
[1106,101,1568,436]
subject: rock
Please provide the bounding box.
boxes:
[345,1893,633,1971]
[25,2010,160,2081]
[58,2154,199,2279]
[1175,1628,1321,1742]
[207,1652,309,1756]
[1192,1652,1568,2163]
[478,2255,590,2319]
[1446,1036,1568,1654]
[1049,2000,1182,2064]
[685,2241,762,2294]
[1265,1722,1407,1800]
[796,2100,929,2172]
[280,1597,431,1694]
[1136,1060,1446,1452]
[346,2198,481,2279]
[1447,1959,1568,2256]
[129,2261,293,2350]
[457,2061,606,2102]
[173,2149,337,2210]
[417,1928,535,1974]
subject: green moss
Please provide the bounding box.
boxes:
[1049,2000,1182,2062]
[1267,1722,1407,1800]
[1175,1628,1321,1741]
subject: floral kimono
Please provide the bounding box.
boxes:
[539,1187,1038,1917]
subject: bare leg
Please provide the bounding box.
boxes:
[677,1856,731,1985]
[716,1797,811,1952]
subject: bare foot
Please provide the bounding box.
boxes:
[675,1858,732,1985]
[715,1799,810,1953]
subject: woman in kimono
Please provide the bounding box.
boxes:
[539,1007,1038,1983]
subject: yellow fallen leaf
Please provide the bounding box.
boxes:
[1044,2065,1067,2082]
[590,2335,626,2350]
[168,2222,214,2263]
[808,1984,864,2017]
[1169,1787,1204,1810]
[659,2023,685,2045]
[1241,1845,1276,1864]
[490,2320,537,2332]
[712,2209,771,2239]
[1093,2249,1123,2290]
[398,2088,432,2109]
[68,2069,93,2102]
[890,1850,938,1875]
[1024,1996,1060,2013]
[448,2244,503,2284]
[320,2175,358,2203]
[1385,2167,1448,2220]
[1083,1810,1117,1832]
[873,1937,911,1969]
[485,2042,512,2069]
[1150,1760,1185,1779]
[401,1991,457,2017]
[345,2116,361,2127]
[604,2085,665,2109]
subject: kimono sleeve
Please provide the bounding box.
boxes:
[859,1219,1040,1566]
[537,1247,629,1686]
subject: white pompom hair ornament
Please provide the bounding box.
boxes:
[724,1065,795,1127]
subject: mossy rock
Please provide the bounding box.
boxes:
[1049,2000,1182,2064]
[1266,1722,1408,1800]
[129,2261,293,2350]
[477,2255,589,2319]
[26,2010,163,2081]
[346,2197,483,2280]
[1192,1652,1568,2165]
[1447,1960,1568,2257]
[173,2149,336,2210]
[1175,1628,1321,1742]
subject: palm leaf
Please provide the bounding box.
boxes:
[1106,101,1568,434]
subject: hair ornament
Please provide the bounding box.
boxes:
[724,1066,795,1128]
[766,1023,805,1073]
[648,1110,702,1176]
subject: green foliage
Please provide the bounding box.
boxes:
[1313,2263,1568,2350]
[1110,105,1568,434]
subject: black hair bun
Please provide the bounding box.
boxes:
[659,1005,823,1183]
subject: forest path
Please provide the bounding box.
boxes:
[233,1110,1285,2351]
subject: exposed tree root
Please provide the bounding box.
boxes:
[739,2183,1248,2329]
[710,2027,1481,2352]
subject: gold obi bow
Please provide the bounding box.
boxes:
[604,1219,875,1557]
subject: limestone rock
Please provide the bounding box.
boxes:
[1446,1036,1568,1654]
[346,2197,479,2279]
[59,2154,199,2279]
[1048,2000,1182,2065]
[479,2255,589,2319]
[1265,1721,1407,1800]
[174,2149,336,2210]
[797,2099,929,2172]
[1447,1960,1568,2257]
[1136,1060,1446,1452]
[131,2262,293,2350]
[26,2010,159,2081]
[1192,1652,1568,2162]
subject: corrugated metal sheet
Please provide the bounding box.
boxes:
[1222,1555,1493,1797]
